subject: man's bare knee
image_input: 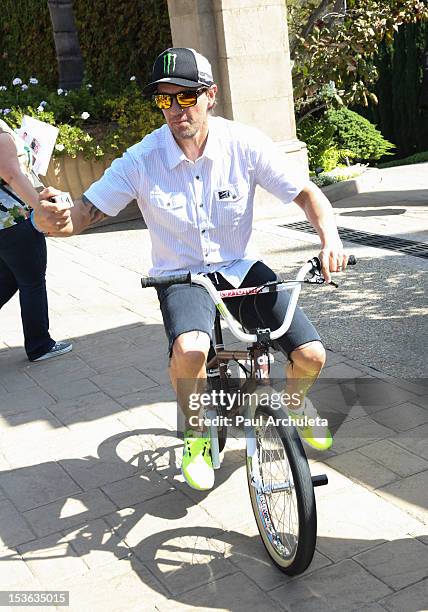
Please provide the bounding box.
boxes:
[290,341,326,374]
[170,331,210,374]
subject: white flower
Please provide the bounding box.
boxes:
[29,77,38,85]
[81,111,90,120]
[64,92,68,96]
[86,83,92,88]
[21,84,28,91]
[324,81,337,96]
[130,76,136,81]
[55,143,65,151]
[37,106,44,113]
[0,85,7,91]
[3,108,11,115]
[40,100,47,107]
[12,78,22,86]
[57,88,64,95]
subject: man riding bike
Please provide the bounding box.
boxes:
[37,48,349,491]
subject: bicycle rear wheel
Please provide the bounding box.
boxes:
[246,403,316,574]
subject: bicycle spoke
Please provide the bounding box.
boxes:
[254,415,299,560]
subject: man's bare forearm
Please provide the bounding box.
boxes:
[71,195,108,234]
[294,182,347,281]
[294,183,341,247]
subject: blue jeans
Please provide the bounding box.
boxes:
[0,219,54,360]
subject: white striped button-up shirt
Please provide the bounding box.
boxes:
[84,116,307,287]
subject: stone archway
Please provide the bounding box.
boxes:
[166,0,308,173]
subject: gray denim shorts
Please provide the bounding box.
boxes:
[156,261,322,357]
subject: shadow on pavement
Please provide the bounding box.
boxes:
[339,208,407,217]
[0,400,426,609]
[332,188,428,208]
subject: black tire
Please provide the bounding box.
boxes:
[246,403,317,575]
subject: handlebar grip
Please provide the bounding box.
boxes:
[310,256,322,272]
[310,254,356,271]
[141,272,191,288]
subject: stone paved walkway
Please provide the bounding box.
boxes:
[0,165,427,611]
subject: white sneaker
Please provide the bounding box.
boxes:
[31,341,73,362]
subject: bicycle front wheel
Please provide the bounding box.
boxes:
[246,404,316,574]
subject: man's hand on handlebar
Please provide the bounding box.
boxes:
[318,242,348,284]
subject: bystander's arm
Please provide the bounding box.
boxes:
[36,190,108,236]
[0,133,40,209]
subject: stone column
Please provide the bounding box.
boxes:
[166,0,308,173]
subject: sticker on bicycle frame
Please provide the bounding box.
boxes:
[255,369,269,379]
[216,302,227,318]
[258,493,288,554]
[258,493,275,536]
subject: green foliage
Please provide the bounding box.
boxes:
[378,150,428,167]
[0,0,171,91]
[311,164,367,187]
[297,115,356,171]
[0,80,165,160]
[325,108,395,161]
[288,0,428,119]
[0,1,56,88]
[357,20,428,158]
[298,107,395,171]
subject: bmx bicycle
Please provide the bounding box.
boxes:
[141,255,356,575]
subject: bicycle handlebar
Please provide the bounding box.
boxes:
[140,272,191,288]
[141,255,357,344]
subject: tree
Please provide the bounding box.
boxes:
[288,0,428,120]
[47,0,84,89]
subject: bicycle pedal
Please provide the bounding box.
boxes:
[311,474,328,487]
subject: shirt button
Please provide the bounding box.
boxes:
[196,175,200,180]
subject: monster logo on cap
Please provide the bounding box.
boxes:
[163,52,177,75]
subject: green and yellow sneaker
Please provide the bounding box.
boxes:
[288,398,333,451]
[181,430,215,490]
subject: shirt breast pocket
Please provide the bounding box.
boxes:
[149,190,190,233]
[214,183,248,227]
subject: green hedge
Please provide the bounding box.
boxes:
[297,108,394,172]
[0,80,165,161]
[378,150,428,168]
[0,0,171,91]
[356,21,428,159]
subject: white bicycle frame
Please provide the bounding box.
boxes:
[190,260,314,344]
[192,260,315,477]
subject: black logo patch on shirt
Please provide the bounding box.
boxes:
[218,189,232,200]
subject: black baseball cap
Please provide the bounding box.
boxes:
[143,47,214,95]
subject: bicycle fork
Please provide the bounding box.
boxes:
[244,405,329,494]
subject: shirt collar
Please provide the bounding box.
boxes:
[164,116,220,169]
[164,126,188,169]
[203,118,220,161]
